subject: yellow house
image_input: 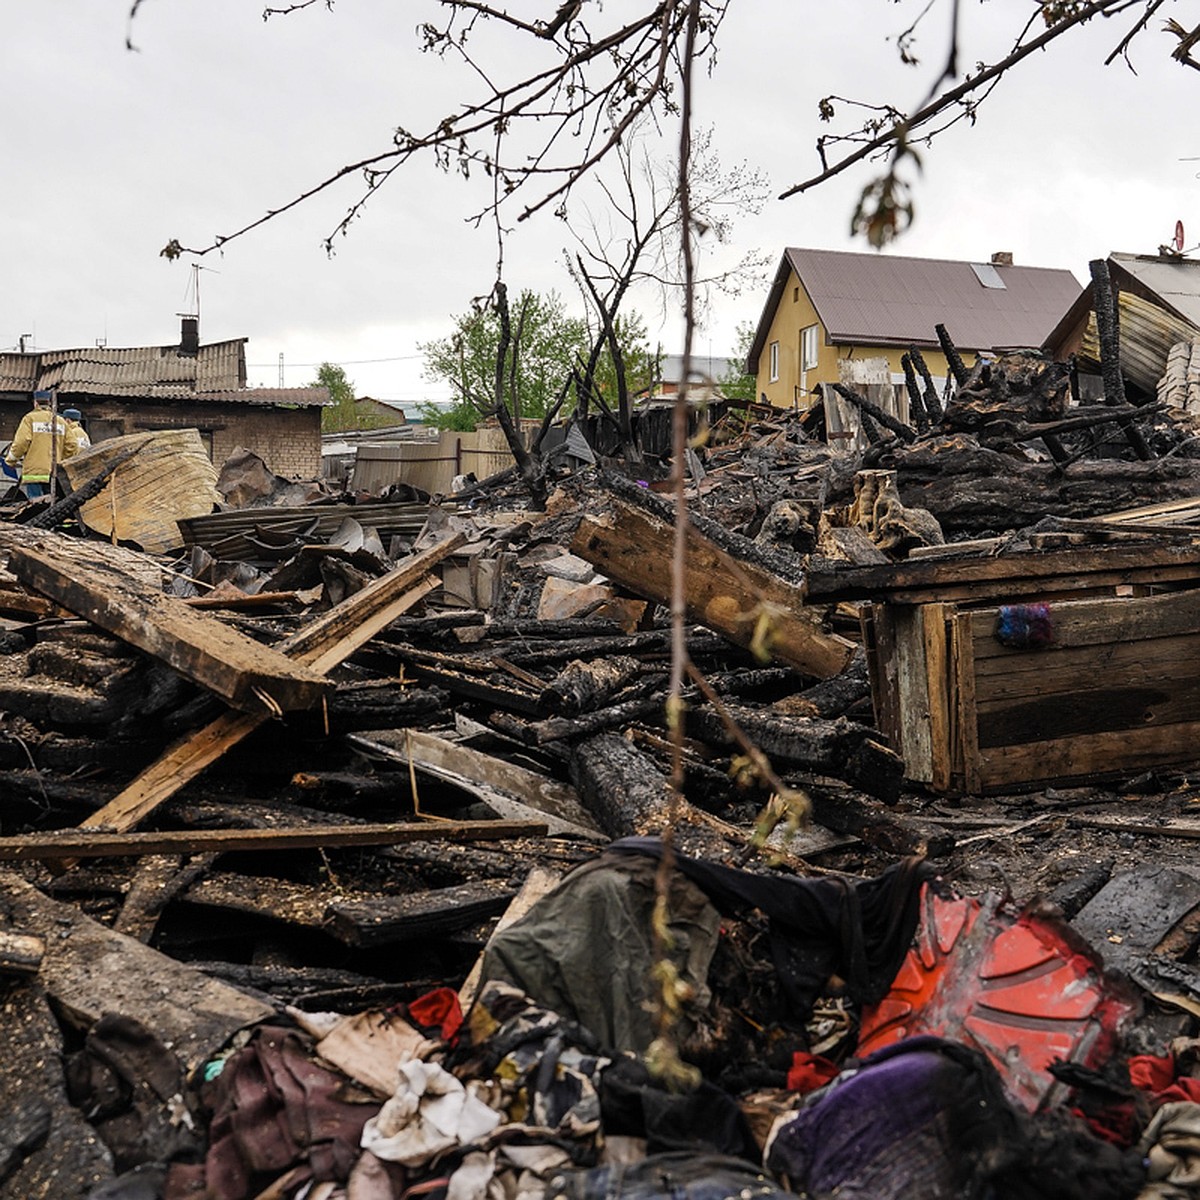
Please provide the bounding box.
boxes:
[746,248,1082,415]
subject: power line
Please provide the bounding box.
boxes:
[246,353,425,368]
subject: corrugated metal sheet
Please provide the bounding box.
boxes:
[785,247,1083,352]
[1112,253,1200,328]
[0,339,243,395]
[0,340,323,406]
[1079,289,1200,393]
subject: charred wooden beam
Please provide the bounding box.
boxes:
[831,384,916,444]
[900,354,931,434]
[807,786,955,857]
[1089,257,1152,461]
[10,539,333,715]
[907,346,944,422]
[935,323,970,388]
[687,704,903,804]
[540,655,642,715]
[572,495,855,679]
[531,687,667,744]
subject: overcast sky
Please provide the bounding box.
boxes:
[3,2,1196,406]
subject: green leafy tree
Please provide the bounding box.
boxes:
[420,289,652,427]
[719,321,759,404]
[314,362,357,433]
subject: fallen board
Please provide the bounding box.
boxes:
[572,498,855,678]
[0,819,548,860]
[0,870,272,1071]
[10,540,332,715]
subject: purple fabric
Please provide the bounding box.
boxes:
[767,1038,973,1199]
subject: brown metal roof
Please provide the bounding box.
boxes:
[747,248,1082,372]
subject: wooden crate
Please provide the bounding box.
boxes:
[865,586,1200,793]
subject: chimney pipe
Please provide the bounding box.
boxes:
[990,251,1013,267]
[179,315,199,358]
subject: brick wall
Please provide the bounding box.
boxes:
[0,398,323,479]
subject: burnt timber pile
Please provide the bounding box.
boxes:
[8,327,1200,1196]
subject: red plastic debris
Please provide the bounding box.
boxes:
[857,885,1137,1111]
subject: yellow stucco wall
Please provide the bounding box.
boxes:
[755,266,955,410]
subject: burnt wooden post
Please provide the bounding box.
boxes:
[935,323,970,388]
[907,345,944,422]
[1089,257,1152,461]
[900,353,931,433]
[831,383,916,443]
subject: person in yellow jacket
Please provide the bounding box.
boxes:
[5,394,84,498]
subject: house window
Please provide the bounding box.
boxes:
[793,286,799,303]
[801,324,820,371]
[769,341,780,382]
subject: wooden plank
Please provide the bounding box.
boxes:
[922,603,953,793]
[977,721,1200,790]
[347,729,604,839]
[953,611,981,794]
[804,543,1200,604]
[74,551,453,841]
[968,588,1200,657]
[10,542,333,715]
[893,606,933,783]
[573,503,855,678]
[976,674,1200,748]
[0,819,548,861]
[0,870,272,1071]
[864,604,903,752]
[973,633,1200,695]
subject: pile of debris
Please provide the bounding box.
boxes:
[8,342,1200,1199]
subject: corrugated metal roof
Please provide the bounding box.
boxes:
[0,338,250,398]
[193,387,330,408]
[1109,252,1200,327]
[785,247,1082,351]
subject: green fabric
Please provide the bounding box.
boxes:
[480,853,720,1055]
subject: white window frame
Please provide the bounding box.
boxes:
[768,340,780,383]
[801,324,820,371]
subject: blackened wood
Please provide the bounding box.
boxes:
[831,384,916,443]
[532,686,667,743]
[900,354,931,434]
[541,655,642,715]
[325,879,517,947]
[807,786,955,857]
[0,932,44,976]
[1089,258,1152,460]
[907,346,944,422]
[0,770,114,813]
[775,649,871,719]
[0,819,548,861]
[569,732,675,837]
[853,440,1200,539]
[321,682,450,730]
[115,853,217,943]
[687,704,903,804]
[10,542,333,715]
[935,323,970,387]
[1090,258,1125,409]
[806,539,1200,604]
